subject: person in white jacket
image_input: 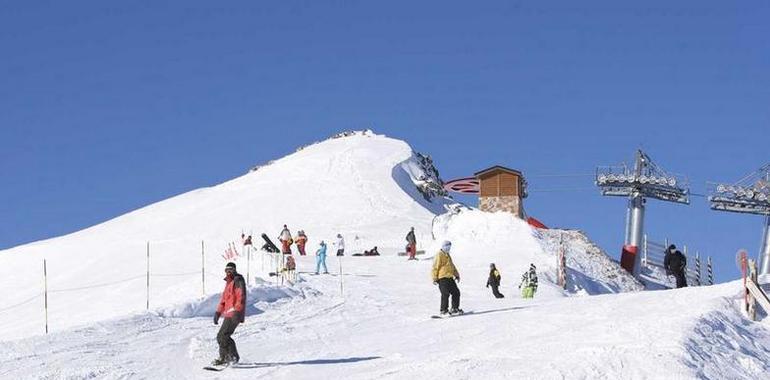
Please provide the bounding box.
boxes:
[335,234,345,256]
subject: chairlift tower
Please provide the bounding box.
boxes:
[708,164,770,277]
[596,150,690,277]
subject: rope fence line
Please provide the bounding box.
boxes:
[0,293,43,315]
[49,275,147,294]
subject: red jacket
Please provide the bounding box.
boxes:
[217,274,246,322]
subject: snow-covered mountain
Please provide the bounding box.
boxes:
[0,130,457,340]
[1,131,768,379]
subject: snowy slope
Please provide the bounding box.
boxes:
[1,254,768,379]
[0,131,455,340]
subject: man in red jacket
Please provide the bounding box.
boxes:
[212,262,246,366]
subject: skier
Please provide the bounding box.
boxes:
[279,225,292,255]
[486,263,504,298]
[663,244,676,276]
[405,227,417,260]
[243,234,252,247]
[212,262,246,366]
[432,240,462,316]
[669,249,688,288]
[295,230,308,256]
[519,264,538,299]
[315,241,329,274]
[335,233,345,256]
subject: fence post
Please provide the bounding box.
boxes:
[642,234,647,267]
[201,240,205,297]
[695,252,701,286]
[339,256,344,296]
[43,259,48,335]
[247,246,251,285]
[146,241,150,311]
[707,256,713,285]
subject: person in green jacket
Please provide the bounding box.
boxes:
[519,263,538,299]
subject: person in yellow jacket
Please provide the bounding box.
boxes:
[432,241,463,316]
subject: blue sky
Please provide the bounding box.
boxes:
[1,1,768,282]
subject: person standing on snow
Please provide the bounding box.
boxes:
[212,262,246,366]
[315,241,329,274]
[335,234,345,256]
[279,225,293,255]
[519,264,538,299]
[663,244,676,276]
[486,263,504,298]
[669,249,688,288]
[432,241,463,316]
[405,227,417,260]
[295,230,308,256]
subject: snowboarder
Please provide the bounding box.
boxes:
[486,263,504,298]
[663,244,676,276]
[212,262,246,366]
[335,233,345,256]
[315,241,329,274]
[405,227,417,260]
[432,240,462,316]
[295,230,308,256]
[669,249,688,288]
[519,264,538,299]
[279,225,292,255]
[363,246,380,256]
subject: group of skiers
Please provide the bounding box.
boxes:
[211,228,541,366]
[485,262,539,299]
[276,225,346,275]
[429,239,539,318]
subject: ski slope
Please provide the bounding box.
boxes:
[1,252,768,379]
[1,131,769,379]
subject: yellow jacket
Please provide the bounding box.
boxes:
[432,249,459,282]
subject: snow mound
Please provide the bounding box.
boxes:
[431,208,566,298]
[536,229,644,295]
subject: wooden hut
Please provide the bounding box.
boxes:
[475,166,526,218]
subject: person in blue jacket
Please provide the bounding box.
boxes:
[315,240,329,274]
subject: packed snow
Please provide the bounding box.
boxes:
[1,131,768,379]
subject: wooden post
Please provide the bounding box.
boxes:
[247,246,251,285]
[43,259,49,335]
[146,241,150,311]
[339,256,344,296]
[201,240,205,297]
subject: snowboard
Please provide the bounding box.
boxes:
[203,363,230,371]
[431,311,472,319]
[260,233,281,253]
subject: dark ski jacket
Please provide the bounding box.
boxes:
[668,251,687,274]
[406,230,416,245]
[487,268,501,287]
[217,273,246,323]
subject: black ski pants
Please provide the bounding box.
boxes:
[491,285,504,298]
[438,277,460,312]
[674,271,688,289]
[217,317,240,362]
